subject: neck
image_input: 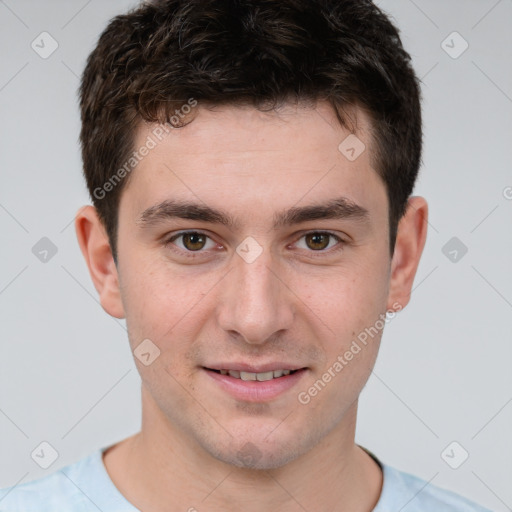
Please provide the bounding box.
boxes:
[103,389,383,512]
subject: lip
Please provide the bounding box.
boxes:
[202,366,308,402]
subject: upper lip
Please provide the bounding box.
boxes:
[203,363,307,373]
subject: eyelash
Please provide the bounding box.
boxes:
[163,230,347,259]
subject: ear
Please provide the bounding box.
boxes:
[386,196,428,312]
[75,205,125,319]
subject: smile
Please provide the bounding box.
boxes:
[202,366,308,402]
[208,368,299,381]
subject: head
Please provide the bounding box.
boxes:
[76,0,427,470]
[79,0,422,262]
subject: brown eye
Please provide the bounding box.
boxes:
[181,232,207,251]
[294,231,345,256]
[167,231,216,253]
[305,233,331,250]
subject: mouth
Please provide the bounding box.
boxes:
[204,368,301,381]
[202,365,308,402]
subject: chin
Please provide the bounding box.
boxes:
[202,433,306,470]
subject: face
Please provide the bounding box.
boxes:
[103,102,402,469]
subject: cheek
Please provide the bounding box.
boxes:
[120,257,181,343]
[299,256,389,336]
[119,255,220,365]
[296,259,389,401]
[295,266,387,411]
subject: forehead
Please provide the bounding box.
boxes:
[121,101,387,224]
[134,101,372,162]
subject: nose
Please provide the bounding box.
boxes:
[216,245,295,345]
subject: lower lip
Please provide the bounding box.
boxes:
[203,368,307,402]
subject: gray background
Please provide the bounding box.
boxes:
[1,1,511,510]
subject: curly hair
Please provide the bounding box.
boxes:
[79,0,422,261]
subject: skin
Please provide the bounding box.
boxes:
[75,101,428,512]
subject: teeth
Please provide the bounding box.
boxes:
[219,369,296,380]
[240,371,257,381]
[256,371,274,382]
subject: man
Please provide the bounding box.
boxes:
[0,0,493,510]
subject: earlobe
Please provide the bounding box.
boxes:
[75,205,125,319]
[386,196,428,312]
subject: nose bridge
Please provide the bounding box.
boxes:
[217,245,293,344]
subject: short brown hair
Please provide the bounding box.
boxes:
[79,0,422,262]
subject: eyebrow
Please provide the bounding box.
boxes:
[136,196,370,231]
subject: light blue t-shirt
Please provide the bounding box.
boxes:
[0,445,493,511]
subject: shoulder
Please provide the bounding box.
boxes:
[0,450,102,512]
[375,463,494,512]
